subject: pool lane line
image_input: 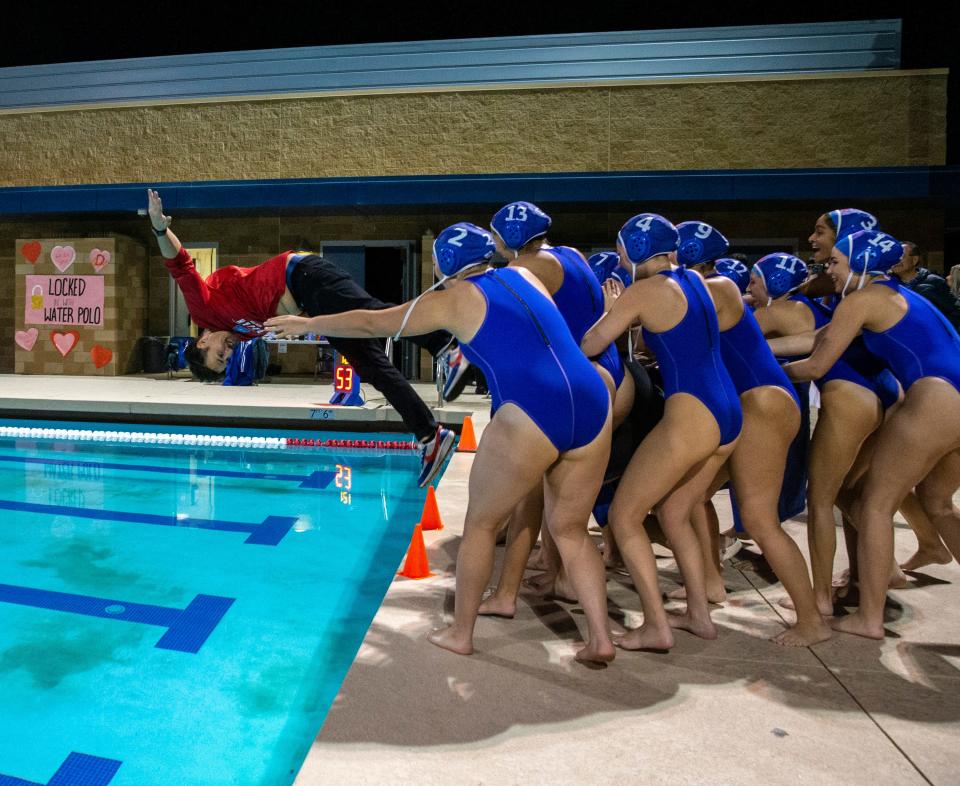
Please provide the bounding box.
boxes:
[0,583,233,655]
[0,752,122,786]
[0,453,335,490]
[0,500,297,546]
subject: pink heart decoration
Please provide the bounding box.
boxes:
[15,328,38,351]
[51,245,76,272]
[89,248,111,273]
[50,330,79,357]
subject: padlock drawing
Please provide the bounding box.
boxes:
[31,285,44,310]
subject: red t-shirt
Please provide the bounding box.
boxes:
[164,248,290,334]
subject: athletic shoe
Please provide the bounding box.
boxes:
[418,426,456,487]
[441,346,471,403]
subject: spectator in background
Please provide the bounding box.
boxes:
[891,242,960,332]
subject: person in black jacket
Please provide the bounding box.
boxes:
[892,242,960,332]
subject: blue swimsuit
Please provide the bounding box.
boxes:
[642,269,742,446]
[788,294,900,409]
[460,268,609,452]
[720,305,800,409]
[862,279,960,394]
[544,246,625,389]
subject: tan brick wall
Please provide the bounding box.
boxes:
[0,72,946,188]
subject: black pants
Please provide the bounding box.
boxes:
[289,255,448,441]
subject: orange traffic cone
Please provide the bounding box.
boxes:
[419,485,444,531]
[397,524,433,579]
[457,416,478,452]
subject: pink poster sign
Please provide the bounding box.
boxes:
[24,275,104,326]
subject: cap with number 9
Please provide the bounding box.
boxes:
[433,222,497,277]
[676,221,730,266]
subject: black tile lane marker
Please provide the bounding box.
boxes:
[0,583,234,654]
[0,752,122,786]
[0,500,297,546]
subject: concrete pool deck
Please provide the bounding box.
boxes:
[2,374,958,785]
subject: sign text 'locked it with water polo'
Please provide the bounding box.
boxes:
[23,275,105,326]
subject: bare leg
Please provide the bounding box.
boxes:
[833,381,960,639]
[806,382,883,616]
[729,387,831,647]
[659,448,736,640]
[542,410,616,664]
[428,405,559,655]
[668,499,727,603]
[609,394,728,652]
[478,485,544,618]
[916,449,960,564]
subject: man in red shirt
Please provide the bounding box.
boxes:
[148,189,454,486]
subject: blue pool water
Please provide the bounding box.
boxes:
[0,420,436,786]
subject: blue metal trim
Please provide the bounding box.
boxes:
[0,167,955,215]
[0,499,297,546]
[0,21,901,110]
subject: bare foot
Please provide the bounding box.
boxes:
[427,625,474,655]
[780,595,834,617]
[832,569,851,588]
[888,566,909,590]
[526,548,550,572]
[900,546,952,572]
[772,619,832,647]
[667,611,718,640]
[830,612,885,640]
[574,639,616,664]
[523,571,578,603]
[614,623,674,652]
[666,583,727,605]
[477,593,516,619]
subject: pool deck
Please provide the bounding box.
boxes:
[3,375,959,785]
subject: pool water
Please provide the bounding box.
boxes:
[0,420,435,786]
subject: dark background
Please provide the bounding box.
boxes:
[3,2,957,160]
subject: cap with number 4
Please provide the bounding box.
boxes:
[618,213,679,265]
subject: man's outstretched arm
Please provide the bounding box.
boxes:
[148,188,182,259]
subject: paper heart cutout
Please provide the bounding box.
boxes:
[51,245,76,272]
[89,248,111,273]
[15,328,38,351]
[21,241,42,263]
[50,330,79,357]
[90,345,112,369]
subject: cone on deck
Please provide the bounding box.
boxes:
[457,416,478,452]
[419,485,444,531]
[398,524,433,579]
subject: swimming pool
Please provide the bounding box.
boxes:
[0,419,440,786]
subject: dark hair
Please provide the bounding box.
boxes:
[902,241,924,261]
[292,238,321,254]
[183,338,224,382]
[823,212,837,233]
[729,253,749,264]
